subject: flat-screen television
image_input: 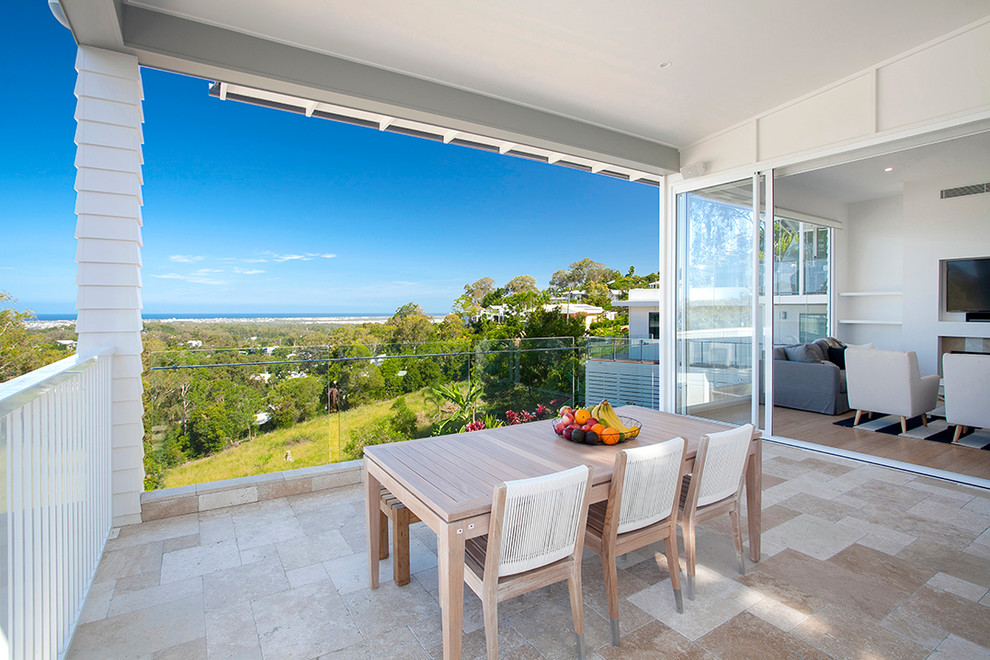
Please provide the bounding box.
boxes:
[946,257,990,313]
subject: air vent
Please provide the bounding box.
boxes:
[940,183,990,199]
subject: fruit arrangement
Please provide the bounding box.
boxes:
[552,400,641,445]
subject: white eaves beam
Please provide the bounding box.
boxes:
[59,0,125,50]
[81,4,678,175]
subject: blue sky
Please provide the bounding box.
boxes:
[1,3,659,316]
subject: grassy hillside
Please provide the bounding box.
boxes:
[162,388,438,488]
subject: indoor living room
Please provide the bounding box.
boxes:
[767,128,990,483]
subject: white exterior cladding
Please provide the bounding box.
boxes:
[74,47,145,525]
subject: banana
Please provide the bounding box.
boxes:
[597,400,631,434]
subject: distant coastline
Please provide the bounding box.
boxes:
[26,312,447,330]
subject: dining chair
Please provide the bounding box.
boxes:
[679,423,756,599]
[584,437,688,647]
[463,465,594,660]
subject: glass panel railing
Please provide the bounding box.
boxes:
[145,337,584,490]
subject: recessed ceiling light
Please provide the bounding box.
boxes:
[657,62,672,69]
[884,167,894,172]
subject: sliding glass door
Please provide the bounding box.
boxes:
[675,179,759,425]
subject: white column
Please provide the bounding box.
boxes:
[73,46,145,526]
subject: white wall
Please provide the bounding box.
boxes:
[835,196,905,349]
[902,172,990,374]
[837,166,990,374]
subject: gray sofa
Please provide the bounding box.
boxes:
[772,338,850,415]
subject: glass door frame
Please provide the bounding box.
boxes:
[663,168,776,436]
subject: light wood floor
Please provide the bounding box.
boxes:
[695,402,990,481]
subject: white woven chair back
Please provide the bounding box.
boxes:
[497,465,590,578]
[696,424,753,507]
[617,437,685,535]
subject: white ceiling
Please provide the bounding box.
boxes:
[783,131,990,204]
[127,0,990,148]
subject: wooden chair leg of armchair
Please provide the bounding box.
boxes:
[664,530,684,613]
[853,410,863,426]
[953,425,965,442]
[900,416,908,434]
[600,551,620,646]
[567,566,587,660]
[681,521,697,600]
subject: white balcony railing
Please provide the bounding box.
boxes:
[0,348,114,659]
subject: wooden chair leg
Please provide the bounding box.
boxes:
[953,425,964,442]
[600,551,620,645]
[379,510,390,560]
[853,410,863,426]
[663,530,683,613]
[567,567,586,659]
[900,416,908,434]
[481,592,498,660]
[681,521,697,600]
[729,503,745,575]
[392,507,411,586]
[921,414,929,428]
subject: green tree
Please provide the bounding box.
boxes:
[0,292,66,382]
[385,303,434,344]
[464,277,496,305]
[504,275,538,295]
[267,376,323,427]
[549,258,619,293]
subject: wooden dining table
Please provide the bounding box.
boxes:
[364,405,762,659]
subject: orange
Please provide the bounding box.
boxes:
[573,408,591,425]
[591,423,605,435]
[600,427,620,445]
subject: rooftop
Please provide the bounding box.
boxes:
[69,442,990,658]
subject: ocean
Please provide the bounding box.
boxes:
[27,312,446,329]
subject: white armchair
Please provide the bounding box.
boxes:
[845,347,940,434]
[943,353,990,442]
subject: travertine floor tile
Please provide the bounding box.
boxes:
[342,578,441,639]
[744,597,809,632]
[321,625,430,659]
[108,575,203,617]
[794,603,928,660]
[926,571,989,602]
[206,602,261,659]
[827,543,934,594]
[928,633,990,660]
[202,555,289,612]
[161,538,241,584]
[253,581,362,658]
[898,539,990,588]
[69,594,206,659]
[762,513,864,560]
[628,565,763,641]
[696,611,829,660]
[596,620,707,659]
[506,592,611,660]
[738,548,908,620]
[95,540,164,581]
[882,586,990,649]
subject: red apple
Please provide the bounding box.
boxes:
[563,426,574,440]
[559,406,573,417]
[553,423,565,435]
[586,418,598,427]
[560,413,575,426]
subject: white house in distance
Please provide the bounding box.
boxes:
[3,3,990,657]
[612,288,661,339]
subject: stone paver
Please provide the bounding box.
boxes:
[68,442,990,658]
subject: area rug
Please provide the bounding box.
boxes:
[833,414,990,450]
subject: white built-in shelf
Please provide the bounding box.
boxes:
[838,291,903,297]
[837,320,902,325]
